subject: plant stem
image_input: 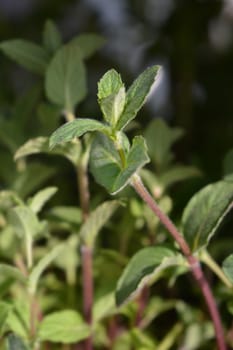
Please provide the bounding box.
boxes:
[81,245,93,350]
[77,164,90,221]
[131,174,226,350]
[76,156,93,350]
[26,237,33,270]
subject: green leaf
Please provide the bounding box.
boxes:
[182,181,233,252]
[0,302,12,336]
[49,118,109,148]
[99,87,126,126]
[160,165,201,189]
[80,201,119,247]
[116,66,160,130]
[90,134,149,194]
[14,136,82,166]
[116,246,178,306]
[37,103,61,135]
[0,265,26,284]
[12,162,56,198]
[6,301,29,340]
[113,136,150,194]
[28,187,57,214]
[144,118,184,170]
[0,39,49,75]
[7,334,29,350]
[131,328,156,349]
[98,69,124,100]
[70,33,105,59]
[0,191,23,211]
[222,254,233,284]
[43,19,62,54]
[45,42,86,111]
[93,293,116,322]
[8,206,44,240]
[47,206,82,226]
[38,310,90,343]
[28,244,64,294]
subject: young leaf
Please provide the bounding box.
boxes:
[7,334,29,350]
[14,137,82,167]
[182,181,233,252]
[222,254,233,284]
[70,33,105,59]
[28,244,64,295]
[80,201,119,247]
[116,65,160,130]
[28,187,58,214]
[90,134,149,195]
[38,310,90,343]
[0,40,49,75]
[116,246,178,306]
[43,19,62,54]
[45,42,86,111]
[49,118,109,148]
[99,87,126,126]
[113,136,150,194]
[90,133,121,193]
[8,206,44,240]
[98,69,124,100]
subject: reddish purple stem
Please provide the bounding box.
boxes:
[131,175,226,350]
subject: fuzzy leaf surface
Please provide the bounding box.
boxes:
[0,40,49,74]
[98,69,124,100]
[38,310,90,343]
[182,181,233,252]
[45,43,86,110]
[116,65,160,130]
[14,136,81,166]
[49,119,109,148]
[116,246,177,305]
[99,87,126,126]
[80,201,119,247]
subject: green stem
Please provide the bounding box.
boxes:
[76,148,93,350]
[131,174,226,350]
[26,237,33,270]
[200,250,233,289]
[64,110,75,122]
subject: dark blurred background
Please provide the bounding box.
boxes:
[0,0,232,180]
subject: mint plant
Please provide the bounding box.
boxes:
[49,67,233,350]
[0,20,233,350]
